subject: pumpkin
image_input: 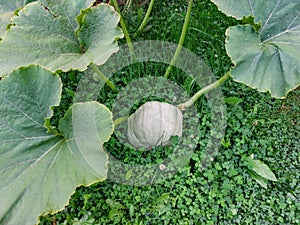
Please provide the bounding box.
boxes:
[127,101,183,148]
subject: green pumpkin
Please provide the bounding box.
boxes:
[127,101,183,148]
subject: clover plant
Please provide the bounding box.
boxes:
[0,0,299,224]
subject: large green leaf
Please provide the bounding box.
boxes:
[0,0,37,38]
[0,65,114,225]
[211,0,300,98]
[0,0,123,76]
[40,0,95,31]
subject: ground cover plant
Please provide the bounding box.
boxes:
[0,0,299,224]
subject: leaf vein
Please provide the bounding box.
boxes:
[0,122,26,138]
[0,136,53,142]
[0,96,43,127]
[287,10,300,30]
[31,139,65,169]
[43,142,64,183]
[248,0,254,16]
[260,0,282,34]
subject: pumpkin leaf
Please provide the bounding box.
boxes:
[0,0,123,76]
[211,0,300,98]
[39,0,95,31]
[0,0,37,38]
[0,65,113,225]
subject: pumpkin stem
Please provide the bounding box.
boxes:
[164,0,193,78]
[113,116,129,126]
[111,0,135,57]
[134,0,155,37]
[90,63,116,90]
[178,71,231,109]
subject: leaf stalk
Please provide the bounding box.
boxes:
[178,71,231,109]
[164,0,193,78]
[111,0,135,56]
[90,63,116,90]
[113,116,129,126]
[134,0,155,36]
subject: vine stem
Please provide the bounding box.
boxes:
[90,0,136,91]
[134,0,155,36]
[111,0,135,56]
[90,63,116,90]
[177,72,231,110]
[122,0,132,13]
[164,0,193,78]
[113,72,231,125]
[113,116,129,126]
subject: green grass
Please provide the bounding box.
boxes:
[41,0,299,224]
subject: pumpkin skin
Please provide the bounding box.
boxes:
[127,101,183,149]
